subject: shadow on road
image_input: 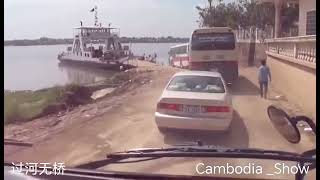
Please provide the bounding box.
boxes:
[230,76,259,96]
[163,111,249,148]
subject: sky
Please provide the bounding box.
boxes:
[4,0,233,40]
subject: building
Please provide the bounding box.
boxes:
[258,0,316,37]
[259,0,316,120]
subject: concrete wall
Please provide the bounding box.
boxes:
[267,54,316,119]
[299,0,316,36]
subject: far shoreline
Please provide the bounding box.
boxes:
[4,36,189,47]
[4,42,187,47]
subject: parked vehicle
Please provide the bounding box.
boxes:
[168,43,189,68]
[189,27,239,83]
[155,71,232,131]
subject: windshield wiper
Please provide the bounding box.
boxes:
[76,144,315,170]
[4,138,33,147]
[107,146,314,162]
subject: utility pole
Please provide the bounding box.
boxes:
[208,0,213,27]
[248,27,256,66]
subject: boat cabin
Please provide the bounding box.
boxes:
[67,26,129,61]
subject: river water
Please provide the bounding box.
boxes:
[4,43,178,91]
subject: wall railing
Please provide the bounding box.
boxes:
[236,27,274,43]
[265,35,316,69]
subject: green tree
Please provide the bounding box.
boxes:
[196,0,275,29]
[196,0,224,27]
[243,1,274,29]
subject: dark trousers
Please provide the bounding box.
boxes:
[259,81,268,98]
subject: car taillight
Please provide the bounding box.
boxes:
[157,103,181,111]
[204,106,230,112]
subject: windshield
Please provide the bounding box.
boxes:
[167,75,225,93]
[4,0,316,179]
[191,32,235,50]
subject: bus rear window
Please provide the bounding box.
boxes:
[191,32,235,50]
[169,45,188,55]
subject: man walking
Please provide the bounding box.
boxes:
[258,60,271,99]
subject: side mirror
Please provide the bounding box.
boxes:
[267,105,316,144]
[267,105,300,143]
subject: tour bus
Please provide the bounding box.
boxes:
[189,27,238,83]
[168,43,189,69]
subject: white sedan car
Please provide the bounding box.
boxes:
[155,71,233,132]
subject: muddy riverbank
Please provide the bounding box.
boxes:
[4,60,175,144]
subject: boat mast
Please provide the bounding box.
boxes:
[94,5,98,27]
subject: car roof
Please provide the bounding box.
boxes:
[173,70,222,77]
[192,27,233,34]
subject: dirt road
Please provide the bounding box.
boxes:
[5,61,315,179]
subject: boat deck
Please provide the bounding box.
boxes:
[59,56,135,70]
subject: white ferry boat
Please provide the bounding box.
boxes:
[58,6,132,70]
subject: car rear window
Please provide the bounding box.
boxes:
[191,32,235,50]
[166,75,225,93]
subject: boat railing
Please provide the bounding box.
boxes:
[110,28,120,36]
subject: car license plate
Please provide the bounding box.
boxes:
[182,105,201,113]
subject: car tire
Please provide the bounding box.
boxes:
[222,126,231,135]
[214,125,231,134]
